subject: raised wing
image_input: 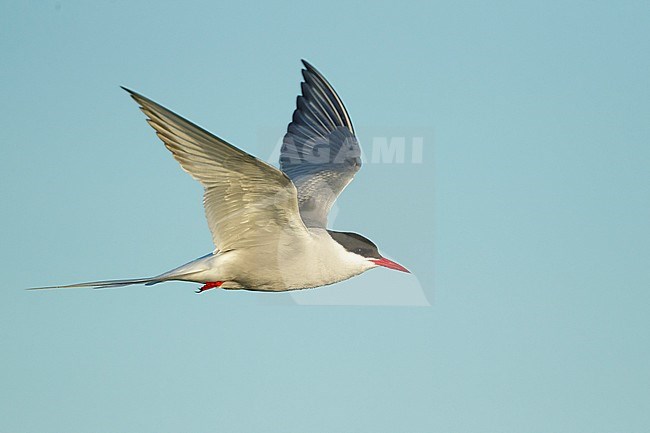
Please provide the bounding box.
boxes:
[124,88,309,252]
[280,60,361,228]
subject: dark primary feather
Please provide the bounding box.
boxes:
[280,60,361,228]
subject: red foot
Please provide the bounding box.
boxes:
[196,281,223,293]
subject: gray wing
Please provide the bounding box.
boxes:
[280,60,361,228]
[124,87,310,252]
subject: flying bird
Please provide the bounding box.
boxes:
[30,60,409,293]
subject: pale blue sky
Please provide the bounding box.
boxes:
[1,1,649,432]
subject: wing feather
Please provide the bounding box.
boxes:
[280,60,361,228]
[123,87,308,251]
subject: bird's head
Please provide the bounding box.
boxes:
[328,231,410,273]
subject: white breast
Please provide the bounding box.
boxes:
[203,229,371,291]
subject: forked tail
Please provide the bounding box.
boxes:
[27,276,165,290]
[28,254,214,291]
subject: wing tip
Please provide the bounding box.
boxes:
[120,86,151,108]
[300,59,322,81]
[120,85,138,97]
[301,58,314,70]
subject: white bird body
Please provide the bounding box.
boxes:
[30,60,409,293]
[158,228,374,291]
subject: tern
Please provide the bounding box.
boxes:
[30,60,410,293]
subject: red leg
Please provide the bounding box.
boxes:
[196,281,223,293]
